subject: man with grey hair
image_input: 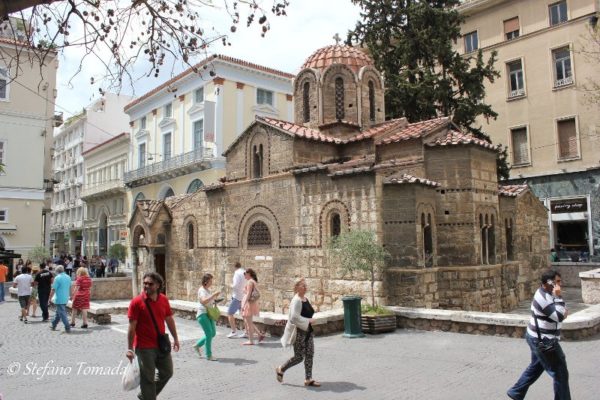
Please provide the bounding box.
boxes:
[49,265,72,332]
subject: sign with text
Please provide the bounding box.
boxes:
[119,230,128,239]
[550,198,587,214]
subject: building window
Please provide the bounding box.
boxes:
[557,117,578,159]
[187,222,195,249]
[552,47,573,88]
[194,87,204,103]
[421,213,434,267]
[140,116,146,130]
[0,67,8,100]
[303,81,310,123]
[164,102,172,118]
[257,88,273,106]
[330,213,341,237]
[193,120,203,151]
[247,220,272,248]
[138,143,146,168]
[0,209,7,222]
[549,1,568,26]
[510,127,530,166]
[132,192,145,211]
[464,31,478,53]
[163,133,172,160]
[186,179,204,194]
[507,60,525,98]
[252,144,263,179]
[504,17,520,40]
[335,77,345,120]
[0,140,5,167]
[505,218,514,261]
[368,80,376,122]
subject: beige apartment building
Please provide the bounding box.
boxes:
[459,0,600,256]
[0,18,58,257]
[123,55,293,211]
[81,133,129,258]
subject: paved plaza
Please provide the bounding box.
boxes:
[0,297,598,400]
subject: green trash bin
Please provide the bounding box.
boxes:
[342,295,365,338]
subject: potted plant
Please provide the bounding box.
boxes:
[328,230,396,334]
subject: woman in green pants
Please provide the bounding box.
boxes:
[193,273,220,361]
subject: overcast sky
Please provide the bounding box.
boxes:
[54,0,362,119]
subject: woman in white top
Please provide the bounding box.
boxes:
[193,273,220,361]
[276,278,320,387]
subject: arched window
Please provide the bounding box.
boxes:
[187,222,195,249]
[368,80,375,122]
[335,77,345,120]
[252,144,263,179]
[330,212,341,237]
[505,218,514,261]
[480,214,488,264]
[247,221,271,248]
[186,179,204,194]
[161,188,175,200]
[422,213,433,267]
[488,215,496,263]
[303,81,310,123]
[132,192,145,211]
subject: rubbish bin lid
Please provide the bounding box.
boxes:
[342,295,362,301]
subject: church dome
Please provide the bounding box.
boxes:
[301,44,374,72]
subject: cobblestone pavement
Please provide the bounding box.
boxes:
[0,298,598,400]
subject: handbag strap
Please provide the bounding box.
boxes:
[531,311,543,341]
[144,297,162,336]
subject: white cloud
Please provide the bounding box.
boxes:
[54,0,361,118]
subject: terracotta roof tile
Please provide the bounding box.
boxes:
[378,117,450,144]
[301,45,373,73]
[125,54,294,112]
[259,117,343,144]
[498,184,528,197]
[429,130,496,150]
[199,182,225,192]
[383,173,441,188]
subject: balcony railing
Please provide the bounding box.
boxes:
[508,88,525,98]
[554,76,573,88]
[81,179,125,199]
[124,147,214,185]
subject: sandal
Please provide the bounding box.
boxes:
[242,341,255,346]
[304,380,321,387]
[192,345,202,357]
[258,333,265,343]
[275,367,284,383]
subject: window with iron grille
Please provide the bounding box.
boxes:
[335,77,345,120]
[247,221,271,247]
[303,81,310,123]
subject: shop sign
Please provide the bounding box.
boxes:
[119,230,129,239]
[550,198,587,214]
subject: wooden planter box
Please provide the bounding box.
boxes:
[361,314,397,334]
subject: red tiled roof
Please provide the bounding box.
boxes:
[124,54,294,112]
[350,118,408,142]
[377,117,450,145]
[301,45,373,72]
[383,173,441,188]
[498,184,528,197]
[259,117,343,144]
[429,130,496,150]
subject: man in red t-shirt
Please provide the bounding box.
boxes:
[126,272,179,400]
[0,261,8,303]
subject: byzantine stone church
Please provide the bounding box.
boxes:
[129,45,549,313]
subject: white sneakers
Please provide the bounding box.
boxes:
[227,331,248,338]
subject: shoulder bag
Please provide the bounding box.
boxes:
[145,297,171,354]
[206,304,220,321]
[249,283,260,302]
[532,311,559,366]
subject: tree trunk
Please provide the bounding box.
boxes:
[370,270,375,307]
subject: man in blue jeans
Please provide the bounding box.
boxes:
[507,270,570,400]
[49,265,72,333]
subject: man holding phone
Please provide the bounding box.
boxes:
[507,270,570,400]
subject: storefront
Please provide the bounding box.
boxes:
[546,196,592,255]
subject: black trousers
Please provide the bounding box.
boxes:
[38,288,50,320]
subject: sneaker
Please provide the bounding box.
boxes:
[227,332,237,338]
[19,316,23,321]
[50,325,57,331]
[237,331,248,338]
[207,356,218,361]
[23,318,28,324]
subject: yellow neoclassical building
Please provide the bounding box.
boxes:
[458,0,600,256]
[123,55,294,209]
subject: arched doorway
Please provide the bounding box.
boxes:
[98,213,108,256]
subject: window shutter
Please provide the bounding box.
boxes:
[558,119,577,158]
[504,17,519,34]
[511,128,529,165]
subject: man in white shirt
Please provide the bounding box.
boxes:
[227,262,247,338]
[13,266,33,324]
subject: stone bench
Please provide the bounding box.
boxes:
[580,268,600,304]
[9,287,112,324]
[389,303,600,340]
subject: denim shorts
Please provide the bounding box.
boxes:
[227,298,241,315]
